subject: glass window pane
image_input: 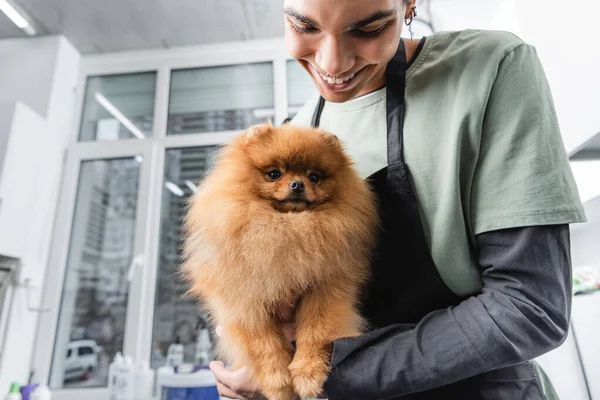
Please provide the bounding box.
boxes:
[287,60,315,119]
[49,157,141,389]
[79,73,156,141]
[151,146,219,369]
[167,63,274,135]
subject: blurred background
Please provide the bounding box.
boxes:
[0,0,599,399]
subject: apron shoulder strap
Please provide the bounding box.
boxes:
[386,40,408,165]
[311,96,326,128]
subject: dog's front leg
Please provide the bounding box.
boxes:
[289,287,364,398]
[226,320,296,400]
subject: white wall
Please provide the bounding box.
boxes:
[490,0,600,154]
[571,161,600,207]
[536,328,590,400]
[0,103,47,260]
[572,221,600,268]
[0,37,59,118]
[571,292,600,400]
[0,36,81,393]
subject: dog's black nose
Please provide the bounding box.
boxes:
[289,180,305,194]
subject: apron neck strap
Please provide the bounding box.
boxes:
[386,40,408,165]
[311,95,326,128]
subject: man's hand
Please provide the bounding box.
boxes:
[209,361,266,400]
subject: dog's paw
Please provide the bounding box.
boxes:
[261,369,295,400]
[262,383,296,400]
[289,357,328,399]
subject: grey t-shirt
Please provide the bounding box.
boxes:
[292,29,586,296]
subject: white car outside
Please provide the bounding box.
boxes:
[64,340,100,381]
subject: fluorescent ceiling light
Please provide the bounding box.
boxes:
[252,108,275,120]
[94,92,146,140]
[184,180,198,193]
[165,181,184,197]
[0,0,36,35]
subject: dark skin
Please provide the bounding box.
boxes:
[284,0,419,103]
[210,1,419,398]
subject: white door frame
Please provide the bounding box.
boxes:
[31,140,154,399]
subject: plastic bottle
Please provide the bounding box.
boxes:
[5,382,22,400]
[122,356,136,400]
[108,353,135,400]
[29,386,51,400]
[157,365,218,400]
[166,337,184,367]
[195,328,212,365]
[107,352,124,398]
[134,360,154,400]
[19,383,38,400]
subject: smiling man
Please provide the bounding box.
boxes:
[209,1,586,399]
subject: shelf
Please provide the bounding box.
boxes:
[570,131,600,161]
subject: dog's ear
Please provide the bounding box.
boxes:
[244,123,273,144]
[323,132,341,148]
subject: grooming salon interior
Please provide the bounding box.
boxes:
[0,0,599,399]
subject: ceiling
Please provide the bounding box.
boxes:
[0,0,504,54]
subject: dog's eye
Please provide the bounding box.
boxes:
[308,172,320,184]
[267,170,282,180]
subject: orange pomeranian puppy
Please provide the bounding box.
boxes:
[182,123,378,400]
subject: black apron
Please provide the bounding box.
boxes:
[311,41,548,400]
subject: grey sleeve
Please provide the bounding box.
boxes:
[323,225,572,399]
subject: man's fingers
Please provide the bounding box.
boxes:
[210,361,260,399]
[209,360,224,371]
[210,361,237,382]
[210,362,241,398]
[217,380,241,399]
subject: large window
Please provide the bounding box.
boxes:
[151,146,219,368]
[168,63,274,135]
[287,59,315,119]
[79,73,157,141]
[49,158,141,389]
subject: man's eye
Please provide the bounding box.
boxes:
[351,23,392,38]
[289,20,318,34]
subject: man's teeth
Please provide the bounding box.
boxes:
[320,72,355,85]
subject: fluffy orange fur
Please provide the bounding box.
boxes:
[182,124,378,400]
